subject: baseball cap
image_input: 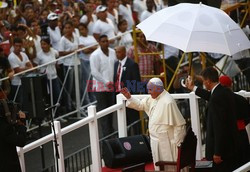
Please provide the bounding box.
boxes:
[95,5,107,13]
[47,12,59,21]
[219,75,232,87]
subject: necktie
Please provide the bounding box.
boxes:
[116,62,122,91]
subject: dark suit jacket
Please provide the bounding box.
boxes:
[113,57,141,94]
[195,85,239,161]
[113,58,141,126]
[196,86,250,124]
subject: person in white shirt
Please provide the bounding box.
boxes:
[133,0,147,22]
[93,5,116,48]
[59,21,80,113]
[8,38,33,104]
[117,19,133,52]
[118,0,134,30]
[47,13,62,51]
[33,37,61,112]
[78,23,97,105]
[107,0,119,33]
[90,35,117,137]
[154,0,164,11]
[47,12,64,96]
[72,15,81,38]
[140,0,156,21]
[29,20,42,56]
[80,2,97,35]
[121,78,186,170]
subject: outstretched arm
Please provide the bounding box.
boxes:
[120,88,149,113]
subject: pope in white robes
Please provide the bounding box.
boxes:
[120,78,186,170]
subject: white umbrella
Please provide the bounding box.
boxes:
[137,3,250,56]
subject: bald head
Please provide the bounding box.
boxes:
[115,46,126,60]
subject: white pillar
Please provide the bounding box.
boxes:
[54,121,65,172]
[189,92,203,160]
[74,53,81,118]
[88,105,101,171]
[116,94,127,138]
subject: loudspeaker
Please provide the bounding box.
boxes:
[21,73,48,119]
[102,135,152,168]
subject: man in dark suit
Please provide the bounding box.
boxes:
[185,67,239,172]
[114,46,142,135]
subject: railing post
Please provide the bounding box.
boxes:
[189,92,203,160]
[17,147,26,172]
[54,121,65,172]
[74,53,81,118]
[88,105,101,172]
[116,94,127,138]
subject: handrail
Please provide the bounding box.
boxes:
[233,161,250,172]
[61,115,94,135]
[96,103,124,119]
[17,91,250,171]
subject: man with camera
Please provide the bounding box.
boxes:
[0,105,27,172]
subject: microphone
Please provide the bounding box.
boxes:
[45,103,60,111]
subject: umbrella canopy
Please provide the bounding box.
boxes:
[137,3,250,56]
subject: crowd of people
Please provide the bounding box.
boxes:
[0,0,170,133]
[0,0,166,113]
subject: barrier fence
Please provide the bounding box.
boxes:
[16,92,250,172]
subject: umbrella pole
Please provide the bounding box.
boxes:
[167,53,186,91]
[188,53,193,77]
[219,56,229,76]
[200,53,207,70]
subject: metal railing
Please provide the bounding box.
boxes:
[17,91,250,172]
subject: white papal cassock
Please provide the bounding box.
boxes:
[126,90,186,170]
